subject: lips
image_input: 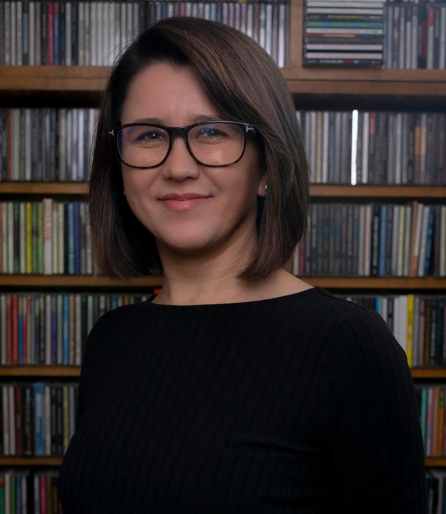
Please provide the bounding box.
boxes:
[159,193,211,212]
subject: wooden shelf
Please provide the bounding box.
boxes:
[425,458,446,467]
[0,455,443,468]
[0,365,442,379]
[0,182,89,195]
[0,457,63,466]
[0,366,80,377]
[411,369,446,379]
[285,68,446,97]
[1,183,445,198]
[309,185,446,199]
[1,66,446,98]
[0,275,163,287]
[0,65,111,93]
[1,275,446,289]
[304,277,446,290]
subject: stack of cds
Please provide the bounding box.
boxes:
[303,0,385,66]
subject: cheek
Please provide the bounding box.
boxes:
[122,168,154,200]
[121,174,157,230]
[122,166,139,192]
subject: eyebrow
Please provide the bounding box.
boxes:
[130,114,223,125]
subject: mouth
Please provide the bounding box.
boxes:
[159,193,211,212]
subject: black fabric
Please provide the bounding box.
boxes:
[59,287,427,513]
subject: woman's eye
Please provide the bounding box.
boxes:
[198,128,226,138]
[130,129,168,147]
[136,130,165,141]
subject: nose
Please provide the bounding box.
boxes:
[160,132,200,181]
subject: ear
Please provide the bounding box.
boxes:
[257,173,268,197]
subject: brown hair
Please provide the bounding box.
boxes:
[89,17,309,282]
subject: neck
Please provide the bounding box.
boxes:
[154,235,261,305]
[153,253,312,306]
[152,226,313,305]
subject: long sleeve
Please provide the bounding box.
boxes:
[318,307,427,513]
[74,312,112,428]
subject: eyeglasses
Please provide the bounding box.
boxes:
[109,121,257,169]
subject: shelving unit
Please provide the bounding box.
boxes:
[1,0,446,480]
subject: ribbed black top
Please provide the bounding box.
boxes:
[59,287,427,513]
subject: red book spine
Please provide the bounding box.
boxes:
[0,204,2,272]
[6,295,12,364]
[22,295,30,364]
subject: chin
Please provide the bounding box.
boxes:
[159,233,218,255]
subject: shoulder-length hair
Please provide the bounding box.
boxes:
[89,16,309,282]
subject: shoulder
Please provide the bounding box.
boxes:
[89,300,151,337]
[309,287,401,344]
[83,300,152,361]
[283,287,394,344]
[278,288,409,387]
[310,290,411,394]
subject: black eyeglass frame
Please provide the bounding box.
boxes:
[109,121,257,169]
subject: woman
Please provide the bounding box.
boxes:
[59,17,427,513]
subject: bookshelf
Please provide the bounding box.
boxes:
[1,0,446,496]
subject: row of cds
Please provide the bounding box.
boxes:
[293,202,446,277]
[298,110,446,185]
[1,382,78,457]
[0,0,290,67]
[385,3,446,69]
[0,293,153,366]
[340,294,446,368]
[416,386,446,457]
[0,469,61,514]
[0,200,93,276]
[0,108,97,182]
[2,108,446,185]
[426,469,446,514]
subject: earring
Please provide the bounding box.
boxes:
[123,191,126,196]
[265,185,268,190]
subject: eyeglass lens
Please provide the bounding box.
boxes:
[117,122,246,168]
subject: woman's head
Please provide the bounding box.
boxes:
[89,16,309,281]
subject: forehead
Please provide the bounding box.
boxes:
[121,62,221,125]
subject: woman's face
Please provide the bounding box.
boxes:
[120,62,266,260]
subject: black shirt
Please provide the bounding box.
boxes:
[59,287,427,513]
